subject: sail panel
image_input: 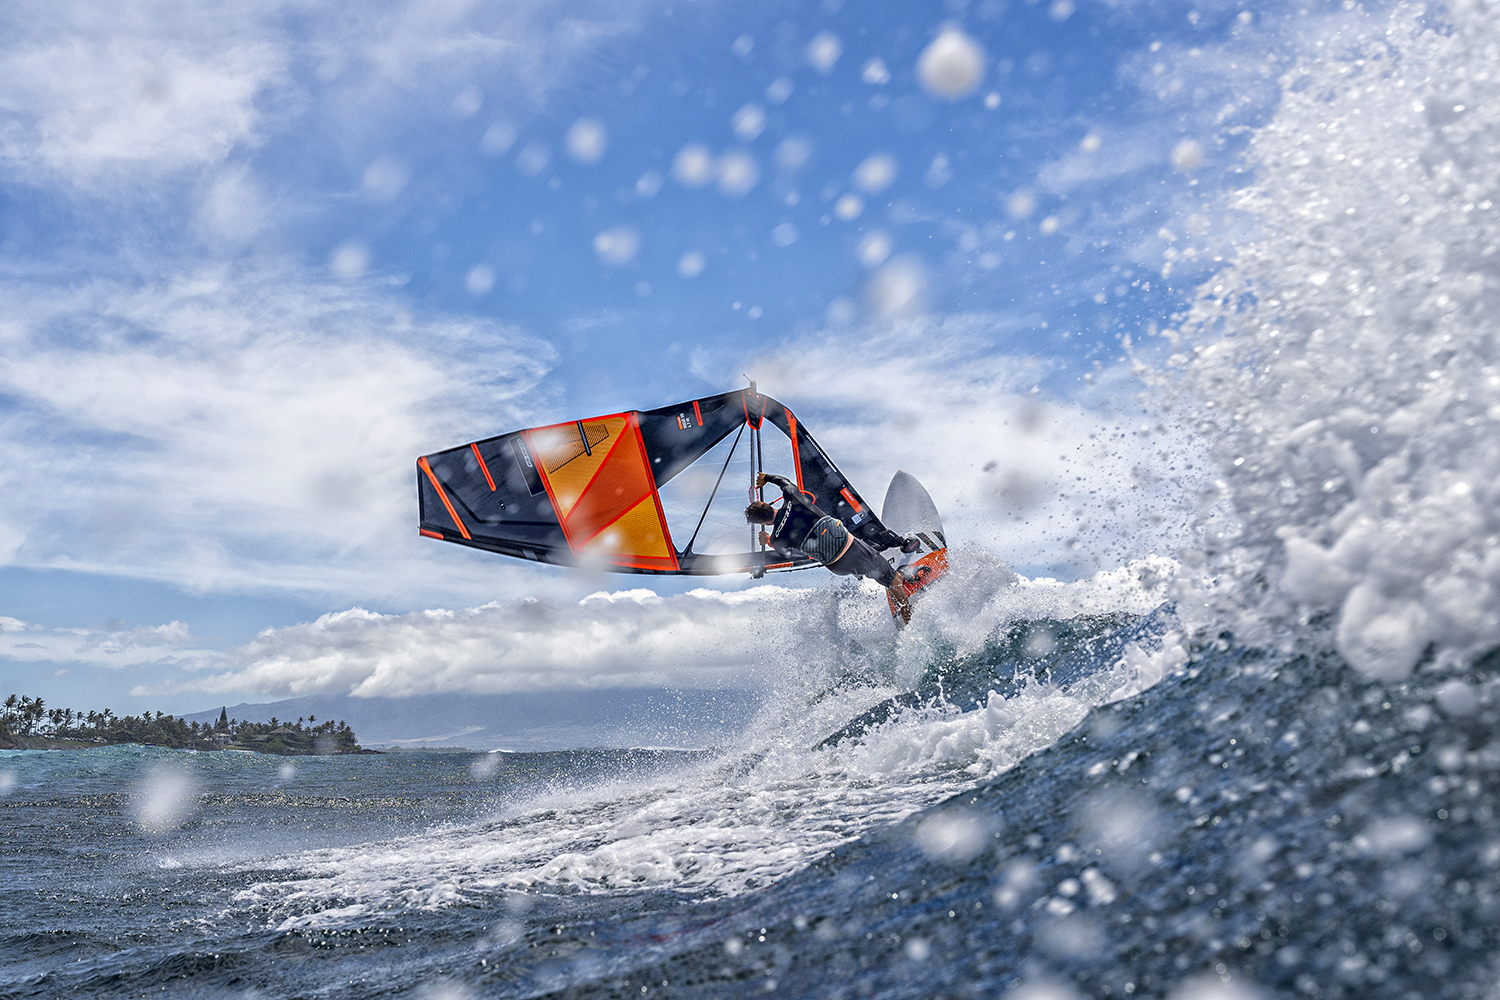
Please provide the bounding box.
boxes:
[529,413,679,571]
[528,415,627,521]
[579,492,677,570]
[636,391,751,487]
[418,430,570,561]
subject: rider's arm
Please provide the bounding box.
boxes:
[759,530,795,559]
[759,472,800,499]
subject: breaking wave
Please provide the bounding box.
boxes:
[234,551,1184,920]
[1137,0,1500,680]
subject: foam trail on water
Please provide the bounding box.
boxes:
[1140,0,1500,679]
[228,552,1180,924]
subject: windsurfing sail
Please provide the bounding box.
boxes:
[416,387,899,576]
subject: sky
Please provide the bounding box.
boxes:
[0,0,1305,717]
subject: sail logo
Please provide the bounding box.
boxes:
[511,438,545,496]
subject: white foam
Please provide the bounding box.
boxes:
[230,551,1181,922]
[1139,3,1500,679]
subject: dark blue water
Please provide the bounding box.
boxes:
[4,611,1496,999]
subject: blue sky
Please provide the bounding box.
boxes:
[0,0,1297,715]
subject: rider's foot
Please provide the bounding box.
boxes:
[887,582,913,625]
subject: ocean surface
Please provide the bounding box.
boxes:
[7,1,1500,997]
[4,595,1500,999]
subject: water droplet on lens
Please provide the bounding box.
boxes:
[853,153,898,193]
[565,118,608,163]
[672,143,716,187]
[593,227,640,266]
[917,28,986,100]
[806,33,843,75]
[1172,139,1204,172]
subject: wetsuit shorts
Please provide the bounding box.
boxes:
[826,535,898,588]
[798,515,850,565]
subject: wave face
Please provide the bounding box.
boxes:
[1141,1,1500,680]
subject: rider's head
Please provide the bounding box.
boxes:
[744,501,776,524]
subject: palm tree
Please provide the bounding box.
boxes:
[20,696,43,734]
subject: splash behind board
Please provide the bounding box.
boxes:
[880,470,949,618]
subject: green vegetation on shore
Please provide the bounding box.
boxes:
[0,694,365,754]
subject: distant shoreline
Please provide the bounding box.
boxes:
[0,733,379,754]
[3,693,370,755]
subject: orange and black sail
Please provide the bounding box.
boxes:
[416,388,894,575]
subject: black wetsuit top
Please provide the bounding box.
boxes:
[761,474,906,560]
[760,474,825,560]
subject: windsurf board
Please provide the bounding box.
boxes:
[879,470,949,618]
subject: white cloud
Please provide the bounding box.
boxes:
[1013,31,1287,288]
[0,33,281,186]
[166,588,808,697]
[133,552,1176,700]
[0,616,205,668]
[0,0,653,193]
[0,264,562,603]
[315,0,655,159]
[1035,133,1164,195]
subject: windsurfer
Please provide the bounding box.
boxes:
[746,472,920,622]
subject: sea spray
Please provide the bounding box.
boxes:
[220,556,1183,916]
[1138,0,1500,679]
